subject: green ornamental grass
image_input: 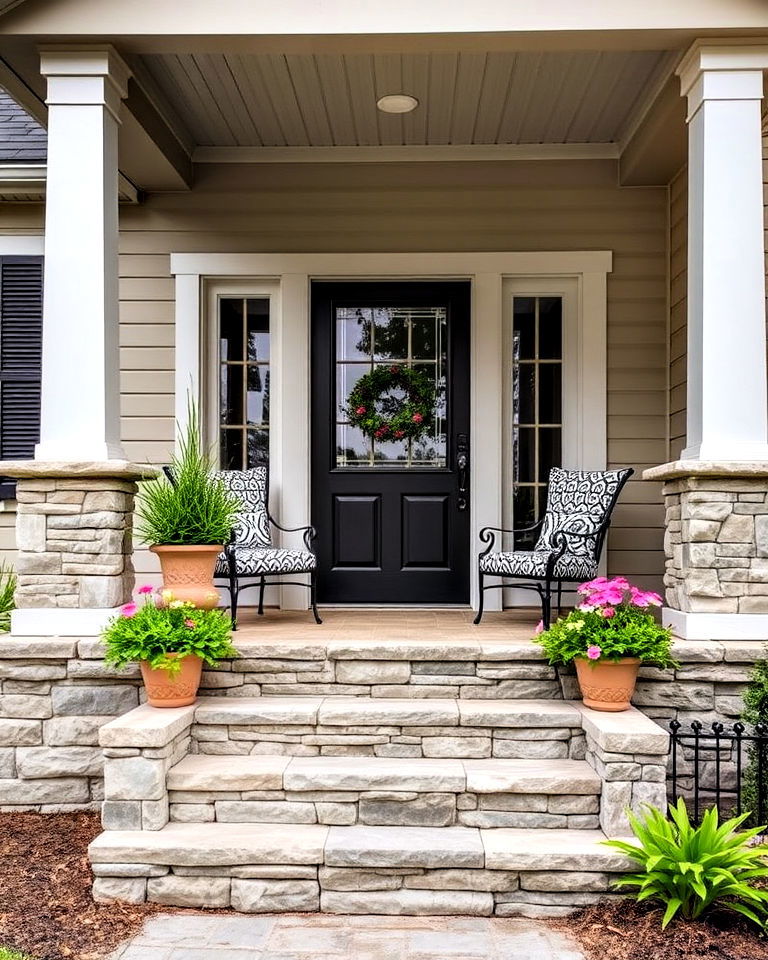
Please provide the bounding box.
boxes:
[606,798,768,928]
[136,402,239,546]
[0,561,16,632]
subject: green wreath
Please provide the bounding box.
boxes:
[346,365,435,442]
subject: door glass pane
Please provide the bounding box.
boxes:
[335,305,448,468]
[511,296,564,535]
[219,296,270,469]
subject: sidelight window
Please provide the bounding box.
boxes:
[335,306,447,468]
[218,296,270,470]
[511,296,563,548]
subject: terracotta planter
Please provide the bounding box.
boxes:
[150,544,221,610]
[574,657,640,712]
[140,653,202,708]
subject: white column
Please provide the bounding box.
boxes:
[36,48,131,462]
[677,43,768,462]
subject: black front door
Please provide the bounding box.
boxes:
[311,281,471,604]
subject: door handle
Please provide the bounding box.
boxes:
[456,433,469,512]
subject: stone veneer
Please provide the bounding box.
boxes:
[16,479,137,609]
[645,461,768,614]
[0,461,158,614]
[0,636,760,812]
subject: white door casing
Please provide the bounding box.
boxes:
[171,252,610,611]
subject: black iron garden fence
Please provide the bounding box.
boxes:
[668,719,768,831]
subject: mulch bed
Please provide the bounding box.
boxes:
[3,811,768,959]
[559,898,768,960]
[0,812,169,960]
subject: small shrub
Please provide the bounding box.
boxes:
[534,576,676,667]
[606,798,768,928]
[102,588,237,675]
[742,655,768,825]
[0,561,16,632]
[136,401,238,546]
[0,948,35,960]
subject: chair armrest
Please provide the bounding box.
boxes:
[268,514,318,552]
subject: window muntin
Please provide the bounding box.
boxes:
[334,306,447,468]
[512,296,563,548]
[219,296,270,469]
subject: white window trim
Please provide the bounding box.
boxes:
[171,251,611,611]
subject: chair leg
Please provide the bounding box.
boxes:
[473,571,485,625]
[542,579,552,630]
[310,571,322,625]
[226,562,239,631]
[258,577,266,616]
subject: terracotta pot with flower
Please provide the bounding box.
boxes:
[533,576,677,712]
[102,586,238,707]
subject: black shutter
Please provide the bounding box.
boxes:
[0,256,43,498]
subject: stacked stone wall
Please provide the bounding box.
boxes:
[0,636,761,811]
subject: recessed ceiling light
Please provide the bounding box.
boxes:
[376,94,419,114]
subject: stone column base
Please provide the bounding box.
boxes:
[644,460,768,638]
[0,460,159,635]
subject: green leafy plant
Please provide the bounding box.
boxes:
[136,401,238,546]
[102,588,237,675]
[0,561,16,632]
[0,948,35,960]
[741,654,768,825]
[534,576,676,667]
[606,798,768,928]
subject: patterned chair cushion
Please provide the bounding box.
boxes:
[479,550,597,582]
[216,546,317,577]
[535,467,631,560]
[215,467,271,547]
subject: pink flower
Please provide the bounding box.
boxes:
[534,620,545,636]
[184,618,196,629]
[137,584,154,594]
[629,587,663,608]
[578,577,609,594]
[412,413,423,424]
[120,602,138,618]
[586,645,601,660]
[355,406,366,415]
[600,606,616,618]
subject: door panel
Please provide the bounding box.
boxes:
[311,281,471,604]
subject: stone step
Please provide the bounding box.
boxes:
[191,696,586,760]
[166,754,601,828]
[89,822,632,916]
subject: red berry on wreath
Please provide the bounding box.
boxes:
[390,365,399,373]
[355,406,366,415]
[412,413,423,423]
[394,430,405,438]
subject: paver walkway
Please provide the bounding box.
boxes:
[109,914,585,960]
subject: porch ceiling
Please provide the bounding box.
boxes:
[139,48,674,149]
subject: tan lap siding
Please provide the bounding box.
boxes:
[3,159,668,591]
[118,159,668,592]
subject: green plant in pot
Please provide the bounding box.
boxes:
[534,576,676,711]
[137,403,239,610]
[103,587,237,707]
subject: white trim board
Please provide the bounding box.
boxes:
[663,607,768,642]
[171,250,611,612]
[0,235,44,254]
[193,143,621,164]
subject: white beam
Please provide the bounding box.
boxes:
[677,42,768,461]
[36,46,131,461]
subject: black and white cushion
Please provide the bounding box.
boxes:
[480,550,597,582]
[216,546,317,577]
[535,467,630,559]
[214,467,271,547]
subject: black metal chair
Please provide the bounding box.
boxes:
[474,466,633,628]
[210,466,321,628]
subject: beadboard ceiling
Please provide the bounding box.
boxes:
[139,49,673,149]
